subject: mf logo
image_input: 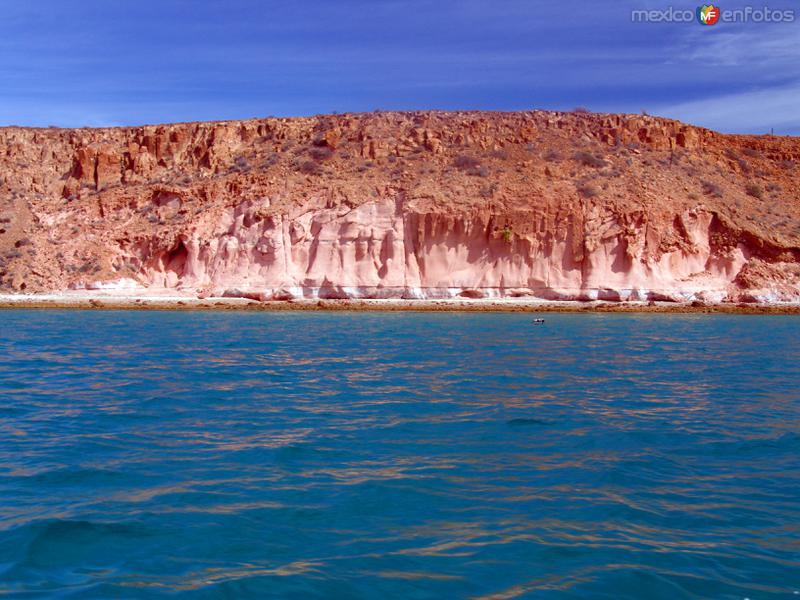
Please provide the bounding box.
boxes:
[697,4,721,24]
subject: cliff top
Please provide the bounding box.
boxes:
[0,109,798,293]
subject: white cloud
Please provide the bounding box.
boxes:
[676,23,799,74]
[651,23,800,134]
[653,82,800,135]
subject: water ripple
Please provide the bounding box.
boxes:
[0,311,798,598]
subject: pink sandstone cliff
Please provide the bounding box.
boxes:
[0,110,799,303]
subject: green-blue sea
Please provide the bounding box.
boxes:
[1,311,799,599]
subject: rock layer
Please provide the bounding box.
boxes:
[1,110,799,303]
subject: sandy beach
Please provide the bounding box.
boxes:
[1,291,799,314]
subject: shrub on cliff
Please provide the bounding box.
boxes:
[702,182,723,198]
[453,154,481,171]
[261,154,280,169]
[309,147,333,161]
[470,166,489,177]
[725,149,751,174]
[574,151,605,168]
[480,183,498,198]
[746,183,763,199]
[78,261,101,274]
[544,150,561,162]
[487,149,509,160]
[296,159,322,176]
[453,154,488,177]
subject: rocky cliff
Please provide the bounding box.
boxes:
[1,110,799,303]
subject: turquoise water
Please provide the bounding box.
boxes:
[0,311,799,599]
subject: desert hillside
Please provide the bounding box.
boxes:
[0,110,799,303]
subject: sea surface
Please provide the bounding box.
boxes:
[0,310,799,599]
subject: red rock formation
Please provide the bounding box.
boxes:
[0,110,798,303]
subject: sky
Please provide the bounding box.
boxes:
[0,0,798,134]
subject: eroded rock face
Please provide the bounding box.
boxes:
[124,198,774,302]
[0,110,798,302]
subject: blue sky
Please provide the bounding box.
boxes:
[1,0,798,133]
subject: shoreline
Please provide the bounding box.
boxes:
[1,294,799,314]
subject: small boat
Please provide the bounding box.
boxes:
[533,318,545,324]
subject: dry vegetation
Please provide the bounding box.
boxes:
[0,109,798,292]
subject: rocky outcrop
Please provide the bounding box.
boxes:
[115,198,790,303]
[0,110,798,303]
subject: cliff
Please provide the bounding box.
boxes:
[1,110,799,304]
